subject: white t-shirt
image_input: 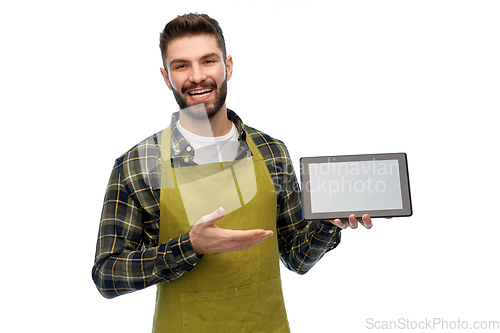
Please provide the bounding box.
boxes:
[176,120,240,165]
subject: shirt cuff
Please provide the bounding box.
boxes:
[313,221,341,250]
[315,220,339,233]
[160,232,204,273]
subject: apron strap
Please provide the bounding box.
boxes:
[160,122,262,170]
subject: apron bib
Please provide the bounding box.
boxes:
[152,126,290,333]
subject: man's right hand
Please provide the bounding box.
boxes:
[189,207,274,256]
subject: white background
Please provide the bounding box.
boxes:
[1,0,499,332]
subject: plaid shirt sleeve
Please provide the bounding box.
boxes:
[245,126,341,274]
[91,133,202,299]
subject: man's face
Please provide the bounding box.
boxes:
[161,34,233,119]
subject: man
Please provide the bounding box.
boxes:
[92,13,373,332]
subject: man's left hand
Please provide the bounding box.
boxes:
[326,214,373,229]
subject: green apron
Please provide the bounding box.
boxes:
[152,126,290,333]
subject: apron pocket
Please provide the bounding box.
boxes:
[179,278,288,333]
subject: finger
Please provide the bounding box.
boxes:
[361,214,373,229]
[225,235,270,252]
[349,214,358,229]
[214,229,274,252]
[332,219,347,229]
[221,228,273,241]
[262,230,274,238]
[196,207,225,225]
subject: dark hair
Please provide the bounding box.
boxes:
[159,13,227,69]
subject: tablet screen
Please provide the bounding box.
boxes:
[301,153,412,220]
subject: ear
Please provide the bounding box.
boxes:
[160,68,173,91]
[225,55,233,81]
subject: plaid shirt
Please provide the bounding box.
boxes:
[92,110,341,299]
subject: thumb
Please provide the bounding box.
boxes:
[196,207,225,225]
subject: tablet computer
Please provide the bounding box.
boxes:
[300,153,412,220]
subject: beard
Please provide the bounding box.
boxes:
[172,78,228,120]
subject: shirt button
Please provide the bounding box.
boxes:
[186,146,192,152]
[329,228,334,234]
[184,157,189,163]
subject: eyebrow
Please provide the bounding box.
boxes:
[169,53,221,66]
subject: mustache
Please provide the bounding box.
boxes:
[181,80,217,94]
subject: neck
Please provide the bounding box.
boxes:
[179,105,232,137]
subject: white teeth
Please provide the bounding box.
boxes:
[189,88,212,95]
[191,91,211,98]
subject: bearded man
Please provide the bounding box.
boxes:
[92,13,372,333]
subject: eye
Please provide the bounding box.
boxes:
[175,64,186,69]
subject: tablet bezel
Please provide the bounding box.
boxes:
[300,152,412,220]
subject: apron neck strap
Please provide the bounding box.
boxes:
[161,123,261,165]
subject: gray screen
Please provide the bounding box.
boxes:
[308,160,403,213]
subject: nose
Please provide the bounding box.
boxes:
[188,63,207,84]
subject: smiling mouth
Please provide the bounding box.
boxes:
[188,88,214,100]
